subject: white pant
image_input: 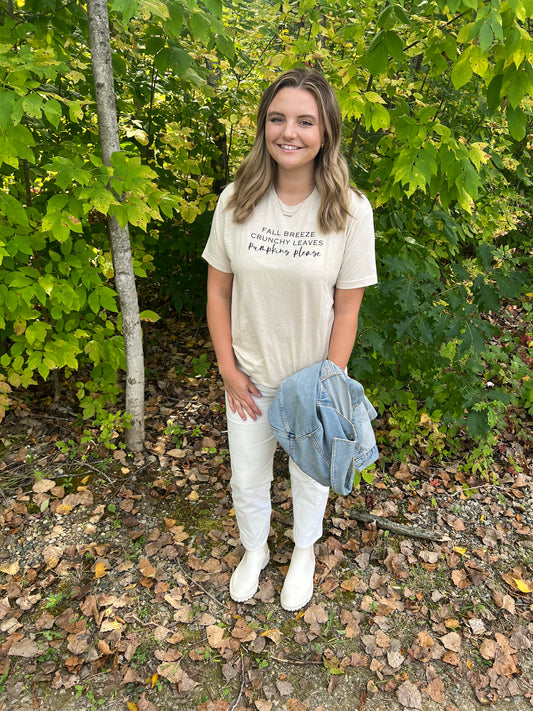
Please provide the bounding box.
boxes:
[226,391,330,551]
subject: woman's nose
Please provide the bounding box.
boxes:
[282,121,297,138]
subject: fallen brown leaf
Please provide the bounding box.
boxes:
[396,680,422,710]
[440,631,461,652]
[206,625,226,649]
[139,558,156,578]
[426,675,445,703]
[231,618,256,642]
[32,478,56,494]
[7,638,40,658]
[303,604,329,625]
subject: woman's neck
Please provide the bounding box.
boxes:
[274,171,315,206]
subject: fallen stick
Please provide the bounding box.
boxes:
[349,510,450,542]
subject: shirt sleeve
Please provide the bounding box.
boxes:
[335,191,378,289]
[202,185,234,274]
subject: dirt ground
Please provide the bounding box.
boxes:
[0,322,532,711]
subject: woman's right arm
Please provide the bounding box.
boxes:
[206,265,262,420]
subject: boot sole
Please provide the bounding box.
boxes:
[280,586,313,612]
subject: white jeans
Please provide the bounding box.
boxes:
[226,390,330,551]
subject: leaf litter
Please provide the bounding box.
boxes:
[0,315,531,711]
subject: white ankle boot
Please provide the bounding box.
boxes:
[280,544,315,611]
[229,544,270,602]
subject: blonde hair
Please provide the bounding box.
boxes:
[227,68,353,233]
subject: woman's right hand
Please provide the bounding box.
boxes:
[222,368,262,421]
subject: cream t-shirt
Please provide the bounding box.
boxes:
[202,184,377,390]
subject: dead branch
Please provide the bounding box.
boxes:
[349,510,450,542]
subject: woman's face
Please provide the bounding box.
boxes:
[264,87,323,178]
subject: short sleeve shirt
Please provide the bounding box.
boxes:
[202,184,377,390]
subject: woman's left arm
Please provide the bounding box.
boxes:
[327,287,366,370]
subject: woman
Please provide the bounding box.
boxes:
[202,68,377,611]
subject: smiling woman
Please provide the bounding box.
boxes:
[202,68,377,612]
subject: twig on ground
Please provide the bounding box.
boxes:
[270,655,322,666]
[349,510,450,542]
[229,650,246,711]
[176,557,232,611]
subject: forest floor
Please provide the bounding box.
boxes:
[0,311,532,711]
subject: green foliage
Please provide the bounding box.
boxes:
[0,0,531,456]
[0,0,224,432]
[217,0,533,449]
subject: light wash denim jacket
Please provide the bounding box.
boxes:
[268,360,379,495]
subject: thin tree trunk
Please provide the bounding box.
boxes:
[87,0,145,451]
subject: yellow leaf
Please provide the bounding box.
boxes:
[0,561,19,576]
[94,562,108,579]
[100,619,124,632]
[453,546,467,556]
[55,503,73,515]
[151,672,159,688]
[260,628,281,644]
[514,578,532,594]
[127,702,137,711]
[187,490,199,501]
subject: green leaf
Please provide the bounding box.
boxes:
[215,33,234,61]
[383,30,404,62]
[26,321,50,346]
[486,74,503,112]
[43,98,62,128]
[22,93,44,119]
[111,0,140,23]
[139,309,160,322]
[189,10,210,44]
[0,91,15,129]
[506,105,527,141]
[165,3,185,38]
[203,0,222,17]
[393,4,411,24]
[69,100,84,123]
[371,103,390,131]
[451,53,473,89]
[377,5,395,29]
[88,291,100,314]
[478,21,493,52]
[506,68,533,109]
[362,41,389,76]
[155,46,193,76]
[98,286,118,312]
[140,0,170,19]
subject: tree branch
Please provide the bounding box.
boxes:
[349,510,450,542]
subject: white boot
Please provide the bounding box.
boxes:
[229,544,270,602]
[280,544,315,611]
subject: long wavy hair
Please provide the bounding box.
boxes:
[227,68,353,233]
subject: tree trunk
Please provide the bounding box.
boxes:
[87,0,145,451]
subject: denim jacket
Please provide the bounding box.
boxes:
[268,360,379,495]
